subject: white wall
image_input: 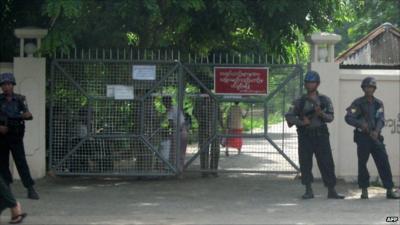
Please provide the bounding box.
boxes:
[312,64,400,185]
[337,70,400,185]
[12,58,46,179]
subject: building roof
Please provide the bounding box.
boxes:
[335,23,400,68]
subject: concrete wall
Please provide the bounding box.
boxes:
[337,70,400,184]
[312,63,400,185]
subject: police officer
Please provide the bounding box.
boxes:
[345,77,400,199]
[0,72,39,200]
[285,71,344,199]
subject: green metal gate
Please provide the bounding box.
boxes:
[48,49,303,176]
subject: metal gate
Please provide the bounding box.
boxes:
[48,49,303,176]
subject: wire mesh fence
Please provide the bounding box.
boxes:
[49,51,303,176]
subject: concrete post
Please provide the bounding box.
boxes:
[10,27,48,179]
[308,32,342,179]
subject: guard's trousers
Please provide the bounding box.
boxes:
[354,131,394,189]
[298,126,337,188]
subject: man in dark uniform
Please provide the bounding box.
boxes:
[345,77,400,199]
[193,90,223,177]
[0,72,39,200]
[285,70,344,199]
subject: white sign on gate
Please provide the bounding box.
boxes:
[132,65,156,80]
[106,85,134,100]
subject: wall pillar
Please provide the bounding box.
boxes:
[10,27,48,179]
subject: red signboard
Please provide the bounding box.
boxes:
[214,67,268,95]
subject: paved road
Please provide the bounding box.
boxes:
[2,174,399,225]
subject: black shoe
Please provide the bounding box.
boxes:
[327,188,345,199]
[27,186,39,200]
[361,188,368,199]
[302,192,314,199]
[386,189,400,199]
[302,185,314,199]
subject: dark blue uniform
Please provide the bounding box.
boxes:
[285,93,338,188]
[345,96,394,189]
[0,93,35,188]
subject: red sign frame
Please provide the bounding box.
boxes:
[214,67,269,95]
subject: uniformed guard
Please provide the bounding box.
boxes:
[345,77,400,199]
[0,72,39,200]
[285,70,344,199]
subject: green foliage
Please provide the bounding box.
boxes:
[1,0,359,62]
[334,0,400,55]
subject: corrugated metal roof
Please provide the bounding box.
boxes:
[336,23,400,66]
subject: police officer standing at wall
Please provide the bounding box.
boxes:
[345,77,400,199]
[0,72,39,200]
[285,70,344,199]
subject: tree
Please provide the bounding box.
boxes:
[334,0,400,55]
[1,0,356,62]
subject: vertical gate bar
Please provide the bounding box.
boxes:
[117,49,120,60]
[48,61,56,170]
[88,48,91,60]
[264,101,268,134]
[130,48,133,60]
[250,103,254,134]
[282,88,286,150]
[103,49,105,60]
[96,48,98,59]
[124,48,126,60]
[177,62,184,174]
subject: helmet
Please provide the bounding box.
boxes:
[304,70,320,83]
[361,77,377,89]
[0,73,16,85]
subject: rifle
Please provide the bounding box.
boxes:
[286,96,320,128]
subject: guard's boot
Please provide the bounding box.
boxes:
[327,187,345,199]
[386,189,400,199]
[360,188,368,199]
[27,186,40,200]
[302,184,314,199]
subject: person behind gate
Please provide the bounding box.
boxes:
[224,102,247,156]
[0,72,39,200]
[345,77,400,199]
[193,91,223,177]
[162,96,188,176]
[285,70,344,199]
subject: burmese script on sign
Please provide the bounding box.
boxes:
[214,67,268,95]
